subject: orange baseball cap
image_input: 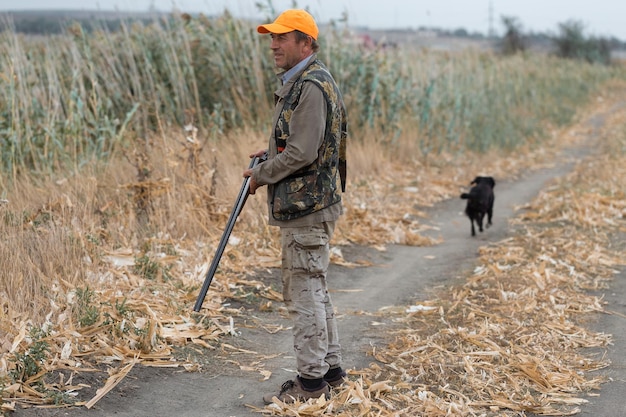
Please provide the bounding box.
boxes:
[257,9,319,40]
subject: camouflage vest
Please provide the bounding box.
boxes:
[272,59,347,221]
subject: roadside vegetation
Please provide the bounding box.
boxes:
[1,7,625,416]
[316,97,626,416]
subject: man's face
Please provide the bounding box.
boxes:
[270,31,310,71]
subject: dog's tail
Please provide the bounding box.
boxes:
[460,193,470,199]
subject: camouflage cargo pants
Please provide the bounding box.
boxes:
[280,221,342,380]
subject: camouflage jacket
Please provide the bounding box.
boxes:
[268,57,348,222]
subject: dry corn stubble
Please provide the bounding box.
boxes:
[256,90,626,415]
[1,86,625,413]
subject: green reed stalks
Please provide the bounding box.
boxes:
[0,12,624,178]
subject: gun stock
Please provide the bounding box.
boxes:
[193,155,264,312]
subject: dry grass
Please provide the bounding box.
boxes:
[254,85,626,417]
[0,79,625,413]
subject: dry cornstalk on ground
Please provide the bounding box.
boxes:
[1,87,624,413]
[253,93,626,416]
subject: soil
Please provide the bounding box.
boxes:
[9,109,626,417]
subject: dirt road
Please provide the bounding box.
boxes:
[12,110,625,417]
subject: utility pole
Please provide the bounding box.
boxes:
[488,0,495,38]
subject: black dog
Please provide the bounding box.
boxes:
[460,176,495,236]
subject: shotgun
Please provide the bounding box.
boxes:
[193,154,266,312]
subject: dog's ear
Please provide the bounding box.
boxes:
[488,177,495,188]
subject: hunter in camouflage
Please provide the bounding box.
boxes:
[244,9,348,404]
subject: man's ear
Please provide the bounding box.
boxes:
[305,35,314,48]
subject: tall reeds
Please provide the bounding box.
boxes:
[320,31,622,155]
[1,13,624,179]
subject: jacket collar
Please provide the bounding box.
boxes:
[275,54,317,98]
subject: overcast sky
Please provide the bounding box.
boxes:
[3,0,625,40]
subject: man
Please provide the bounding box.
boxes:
[243,9,348,405]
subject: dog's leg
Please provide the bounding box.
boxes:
[487,195,494,227]
[478,213,484,233]
[470,219,476,236]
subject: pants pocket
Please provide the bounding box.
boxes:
[292,231,329,275]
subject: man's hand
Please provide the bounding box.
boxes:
[249,149,267,159]
[243,168,259,194]
[243,149,267,195]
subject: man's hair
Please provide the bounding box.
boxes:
[295,30,319,52]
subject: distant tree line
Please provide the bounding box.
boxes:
[500,16,622,65]
[0,11,159,35]
[2,10,624,65]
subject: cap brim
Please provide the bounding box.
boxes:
[257,23,293,34]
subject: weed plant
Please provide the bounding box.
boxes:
[73,287,100,327]
[9,327,49,383]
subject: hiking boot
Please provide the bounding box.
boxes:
[263,377,330,404]
[324,369,347,388]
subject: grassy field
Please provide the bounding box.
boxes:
[1,10,625,414]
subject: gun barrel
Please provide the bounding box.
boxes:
[193,156,261,312]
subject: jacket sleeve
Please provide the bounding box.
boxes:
[253,82,326,185]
